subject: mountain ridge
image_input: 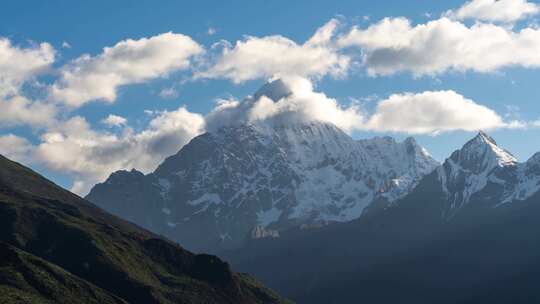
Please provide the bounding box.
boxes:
[436,131,538,215]
[223,131,540,304]
[87,120,438,252]
[85,79,539,256]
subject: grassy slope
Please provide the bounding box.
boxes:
[0,155,291,304]
[0,242,126,304]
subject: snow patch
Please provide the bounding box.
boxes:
[257,207,282,227]
[186,193,221,206]
[158,178,171,199]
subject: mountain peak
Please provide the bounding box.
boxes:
[450,131,516,174]
[472,130,497,146]
[253,78,293,102]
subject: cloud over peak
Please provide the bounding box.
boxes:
[205,76,364,133]
[206,77,520,136]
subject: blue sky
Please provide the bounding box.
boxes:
[1,0,540,193]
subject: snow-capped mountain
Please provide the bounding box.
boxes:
[430,131,540,217]
[86,82,438,252]
[225,132,540,304]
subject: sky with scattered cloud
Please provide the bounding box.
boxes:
[2,0,540,194]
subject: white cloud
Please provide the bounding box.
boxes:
[50,32,203,107]
[102,114,127,127]
[365,90,519,134]
[61,41,71,49]
[197,19,350,83]
[35,107,204,195]
[207,27,217,35]
[339,17,540,76]
[159,87,179,99]
[0,95,57,128]
[447,0,539,23]
[201,77,523,136]
[205,76,364,133]
[0,134,34,164]
[0,38,58,128]
[0,37,55,97]
[305,18,340,46]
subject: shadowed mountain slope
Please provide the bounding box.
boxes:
[224,133,540,304]
[0,154,290,304]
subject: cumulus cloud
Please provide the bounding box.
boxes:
[35,107,204,195]
[0,134,34,163]
[0,38,55,97]
[0,95,57,128]
[197,19,350,83]
[50,32,203,107]
[0,38,57,128]
[365,90,519,134]
[205,76,364,132]
[338,17,540,76]
[102,114,127,127]
[447,0,539,23]
[205,77,524,136]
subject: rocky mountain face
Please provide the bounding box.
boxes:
[86,82,438,253]
[0,154,290,304]
[437,131,540,216]
[224,132,540,304]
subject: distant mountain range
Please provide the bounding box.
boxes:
[86,80,540,256]
[87,80,439,252]
[0,154,290,304]
[223,131,540,304]
[83,79,540,303]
